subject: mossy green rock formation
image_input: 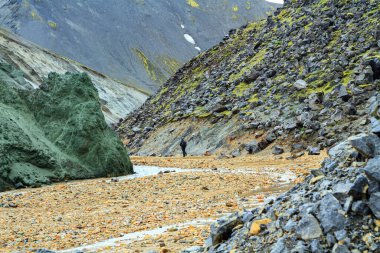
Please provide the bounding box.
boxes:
[0,65,133,191]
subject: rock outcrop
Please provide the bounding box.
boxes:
[0,62,133,192]
[118,0,380,157]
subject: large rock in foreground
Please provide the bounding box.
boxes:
[0,67,133,191]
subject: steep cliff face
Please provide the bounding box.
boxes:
[118,0,380,157]
[0,28,148,124]
[0,0,280,92]
[0,63,133,192]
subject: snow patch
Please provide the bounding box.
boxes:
[195,46,201,51]
[265,0,284,4]
[181,24,185,29]
[184,34,196,45]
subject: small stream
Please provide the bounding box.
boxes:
[110,165,296,184]
[59,219,214,253]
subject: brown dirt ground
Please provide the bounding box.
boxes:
[0,153,326,253]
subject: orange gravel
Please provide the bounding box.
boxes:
[0,153,326,253]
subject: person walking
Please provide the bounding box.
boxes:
[180,138,187,157]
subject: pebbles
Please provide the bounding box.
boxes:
[0,154,321,252]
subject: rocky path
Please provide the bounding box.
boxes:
[0,154,325,253]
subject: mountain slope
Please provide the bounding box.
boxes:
[0,28,148,124]
[0,0,281,92]
[118,0,380,156]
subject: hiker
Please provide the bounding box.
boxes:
[180,138,187,157]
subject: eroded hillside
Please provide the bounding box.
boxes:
[0,0,281,92]
[118,0,380,157]
[0,28,148,124]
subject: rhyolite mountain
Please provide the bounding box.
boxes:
[118,0,380,157]
[0,28,147,124]
[0,0,281,92]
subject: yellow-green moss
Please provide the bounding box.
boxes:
[133,48,166,83]
[304,22,313,31]
[245,1,251,10]
[150,87,168,104]
[30,10,42,20]
[248,93,259,103]
[233,82,250,97]
[220,110,232,117]
[157,56,182,75]
[341,69,354,86]
[229,48,267,82]
[48,21,58,29]
[187,0,200,8]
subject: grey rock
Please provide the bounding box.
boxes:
[242,211,255,223]
[231,149,241,158]
[308,146,320,155]
[351,201,370,215]
[310,239,322,253]
[283,120,297,131]
[299,203,317,216]
[343,196,353,213]
[364,156,380,183]
[284,219,297,232]
[332,244,350,253]
[273,146,285,155]
[292,143,304,151]
[270,237,290,253]
[266,132,277,143]
[296,214,322,240]
[36,250,56,253]
[294,80,308,90]
[368,192,380,219]
[350,134,380,158]
[362,66,374,83]
[371,117,380,135]
[334,229,347,241]
[368,179,380,195]
[333,182,353,201]
[328,137,356,160]
[338,85,350,101]
[348,175,369,200]
[308,93,322,111]
[14,182,25,189]
[208,213,243,246]
[181,246,203,253]
[245,140,260,154]
[132,127,142,133]
[318,194,346,232]
[291,241,308,253]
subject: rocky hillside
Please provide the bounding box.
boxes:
[0,0,280,92]
[118,0,380,157]
[189,113,380,252]
[0,28,147,124]
[0,62,133,192]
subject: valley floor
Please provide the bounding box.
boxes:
[0,153,326,253]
